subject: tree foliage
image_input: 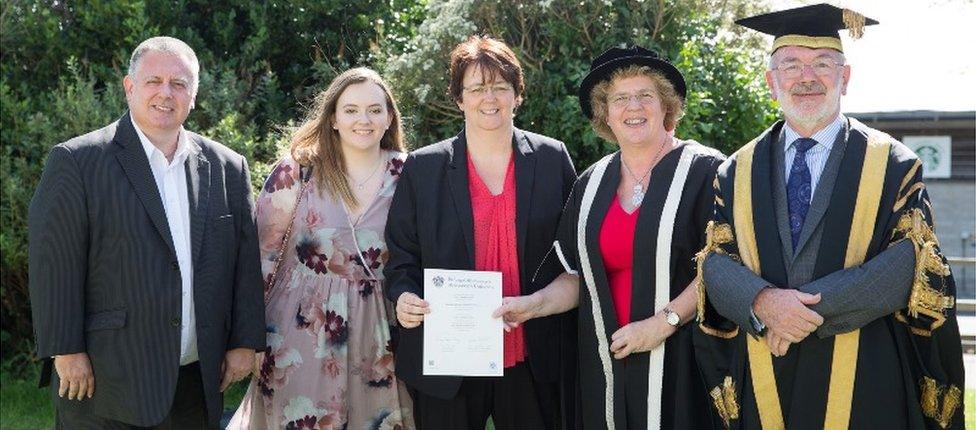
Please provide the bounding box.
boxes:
[380,0,776,165]
[1,0,775,364]
[0,0,424,363]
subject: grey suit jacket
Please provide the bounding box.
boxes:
[702,122,915,337]
[28,113,265,426]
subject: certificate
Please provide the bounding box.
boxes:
[422,268,503,376]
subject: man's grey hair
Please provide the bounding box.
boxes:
[767,49,846,70]
[128,36,200,96]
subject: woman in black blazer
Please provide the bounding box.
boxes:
[383,35,577,430]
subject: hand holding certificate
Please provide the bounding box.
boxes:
[422,269,503,376]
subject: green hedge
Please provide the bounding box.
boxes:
[1,0,775,370]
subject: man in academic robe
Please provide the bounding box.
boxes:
[694,4,965,429]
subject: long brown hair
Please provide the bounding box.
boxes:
[290,67,405,208]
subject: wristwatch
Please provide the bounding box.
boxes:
[750,310,768,336]
[662,307,681,327]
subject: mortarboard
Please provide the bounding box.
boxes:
[735,3,878,53]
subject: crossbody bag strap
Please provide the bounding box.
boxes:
[264,166,312,304]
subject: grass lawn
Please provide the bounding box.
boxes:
[1,369,969,429]
[0,369,249,430]
[0,370,52,429]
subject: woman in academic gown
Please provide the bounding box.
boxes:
[494,45,725,429]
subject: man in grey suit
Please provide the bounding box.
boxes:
[28,36,265,429]
[694,4,964,429]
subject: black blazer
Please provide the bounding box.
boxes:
[384,128,577,399]
[28,113,265,427]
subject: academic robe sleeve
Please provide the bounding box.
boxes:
[553,176,582,276]
[887,162,965,430]
[698,161,766,336]
[692,157,746,430]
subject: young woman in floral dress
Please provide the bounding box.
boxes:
[229,67,414,429]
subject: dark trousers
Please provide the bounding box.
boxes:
[409,361,560,430]
[55,362,212,430]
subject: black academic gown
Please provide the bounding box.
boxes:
[694,119,966,430]
[556,141,725,430]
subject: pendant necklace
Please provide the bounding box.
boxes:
[348,154,384,190]
[621,137,671,208]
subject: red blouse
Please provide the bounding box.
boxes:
[599,195,640,327]
[468,153,526,367]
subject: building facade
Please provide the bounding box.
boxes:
[849,111,976,299]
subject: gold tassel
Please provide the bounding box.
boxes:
[722,376,740,420]
[695,222,740,338]
[843,9,866,39]
[937,385,961,429]
[695,222,734,322]
[711,386,730,428]
[920,377,940,419]
[710,376,740,428]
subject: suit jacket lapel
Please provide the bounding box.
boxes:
[513,128,536,273]
[113,113,176,256]
[185,136,210,267]
[446,132,476,268]
[794,121,849,254]
[811,121,865,279]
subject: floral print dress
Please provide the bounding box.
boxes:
[229,152,414,430]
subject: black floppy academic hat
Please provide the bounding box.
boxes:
[735,3,878,53]
[578,45,686,120]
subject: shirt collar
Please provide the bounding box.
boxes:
[130,116,191,165]
[783,113,845,152]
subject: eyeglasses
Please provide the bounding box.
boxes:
[608,91,657,108]
[463,84,514,97]
[774,59,844,79]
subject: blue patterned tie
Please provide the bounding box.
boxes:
[787,138,817,250]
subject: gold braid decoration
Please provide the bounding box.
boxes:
[938,385,962,429]
[713,177,723,204]
[894,206,940,247]
[843,8,867,39]
[722,376,739,422]
[710,387,729,428]
[920,377,940,419]
[695,221,740,338]
[920,377,962,429]
[710,376,740,428]
[695,221,734,322]
[892,208,954,332]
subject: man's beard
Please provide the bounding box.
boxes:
[774,78,842,129]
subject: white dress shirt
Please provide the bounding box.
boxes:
[131,118,198,365]
[782,114,845,196]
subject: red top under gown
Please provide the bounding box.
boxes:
[468,153,526,367]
